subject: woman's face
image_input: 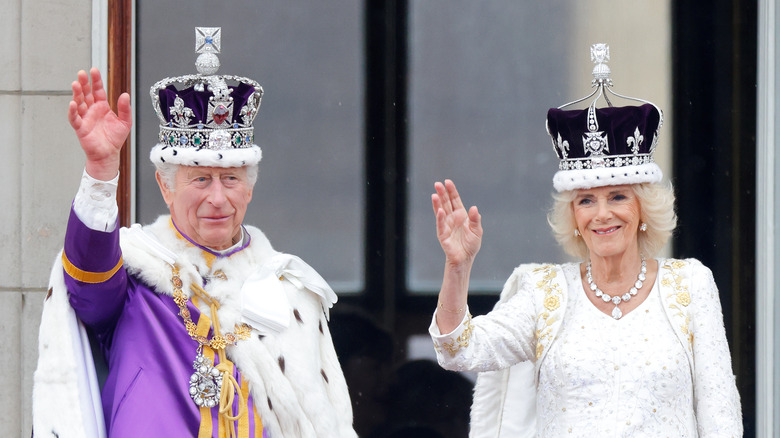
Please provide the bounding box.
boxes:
[572,184,642,260]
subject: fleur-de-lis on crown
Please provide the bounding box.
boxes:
[627,127,644,155]
[240,99,257,126]
[556,133,570,159]
[649,131,659,155]
[170,96,194,127]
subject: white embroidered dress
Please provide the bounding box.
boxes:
[429,259,742,438]
[538,265,694,436]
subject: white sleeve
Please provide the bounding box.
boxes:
[689,261,743,437]
[428,269,537,373]
[73,169,119,232]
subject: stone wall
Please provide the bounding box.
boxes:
[0,1,93,436]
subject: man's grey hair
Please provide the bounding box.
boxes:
[155,162,259,192]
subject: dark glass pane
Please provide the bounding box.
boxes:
[407,2,573,292]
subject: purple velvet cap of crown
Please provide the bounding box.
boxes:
[158,82,256,125]
[547,103,660,160]
[547,103,663,192]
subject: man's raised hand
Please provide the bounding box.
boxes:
[68,68,132,181]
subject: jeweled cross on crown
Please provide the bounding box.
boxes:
[196,27,221,54]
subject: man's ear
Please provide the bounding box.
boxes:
[156,170,174,207]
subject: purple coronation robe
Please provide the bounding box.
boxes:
[63,208,265,437]
[58,208,355,437]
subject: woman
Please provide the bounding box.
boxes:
[428,53,742,436]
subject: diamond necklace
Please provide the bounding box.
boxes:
[586,257,647,320]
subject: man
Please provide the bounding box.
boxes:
[33,28,356,438]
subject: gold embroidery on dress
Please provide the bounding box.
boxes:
[440,314,474,357]
[661,260,693,350]
[534,265,562,359]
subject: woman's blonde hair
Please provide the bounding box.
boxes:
[547,182,677,260]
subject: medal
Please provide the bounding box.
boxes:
[189,347,222,408]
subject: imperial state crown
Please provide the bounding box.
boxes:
[149,27,264,168]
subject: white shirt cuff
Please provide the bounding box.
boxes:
[428,306,471,338]
[73,169,119,232]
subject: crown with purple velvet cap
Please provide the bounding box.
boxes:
[546,44,664,192]
[149,27,263,168]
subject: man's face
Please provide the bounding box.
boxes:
[157,166,253,250]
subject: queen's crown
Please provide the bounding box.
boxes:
[546,44,665,192]
[150,27,263,152]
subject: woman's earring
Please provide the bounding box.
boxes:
[640,223,648,232]
[574,229,580,237]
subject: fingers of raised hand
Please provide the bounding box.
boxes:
[434,181,454,215]
[431,193,440,215]
[117,92,133,126]
[67,100,82,131]
[77,70,95,107]
[76,69,89,89]
[90,68,107,103]
[444,179,466,211]
[71,80,89,117]
[434,206,449,238]
[435,179,471,221]
[468,206,483,236]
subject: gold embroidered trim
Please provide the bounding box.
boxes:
[62,251,123,284]
[171,264,252,350]
[661,260,693,349]
[238,374,252,437]
[534,265,562,359]
[440,313,474,357]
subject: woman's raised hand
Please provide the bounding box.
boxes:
[67,68,132,181]
[432,179,483,267]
